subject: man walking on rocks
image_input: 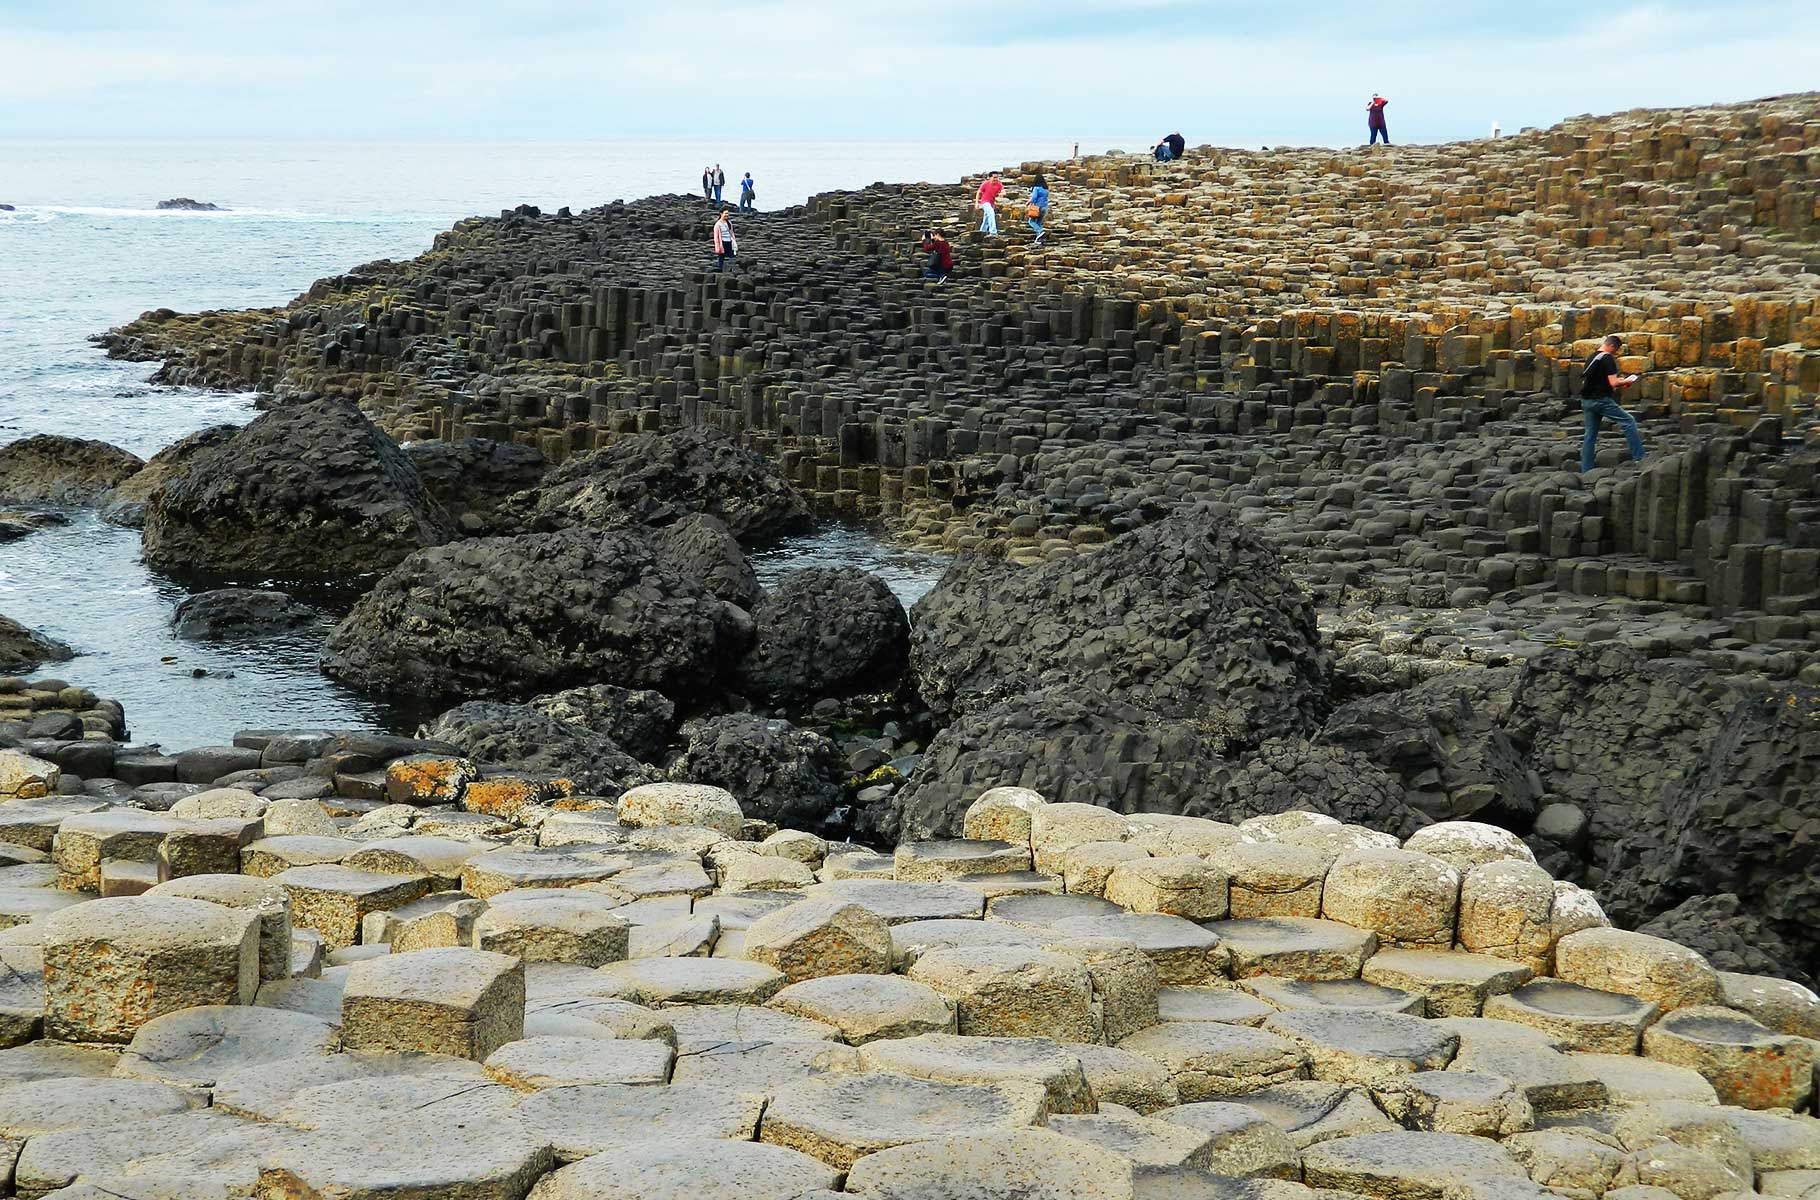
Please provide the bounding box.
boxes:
[712,208,738,272]
[976,171,1004,236]
[1580,334,1644,471]
[1027,174,1049,244]
[712,165,726,204]
[1368,94,1390,144]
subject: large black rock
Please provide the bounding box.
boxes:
[505,425,810,543]
[737,567,909,704]
[909,515,1331,753]
[102,424,239,528]
[528,683,677,764]
[321,527,743,704]
[1601,671,1820,978]
[0,614,72,674]
[402,437,548,530]
[652,514,761,609]
[418,700,655,798]
[142,399,454,576]
[667,712,846,833]
[892,687,1230,842]
[0,435,143,505]
[1187,736,1426,837]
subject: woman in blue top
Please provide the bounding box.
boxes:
[1028,174,1049,244]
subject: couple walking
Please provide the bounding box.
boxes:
[975,170,1050,244]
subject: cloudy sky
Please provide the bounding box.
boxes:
[2,1,1816,145]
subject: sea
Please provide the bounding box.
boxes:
[0,138,1087,748]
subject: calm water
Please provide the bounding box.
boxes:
[0,139,990,748]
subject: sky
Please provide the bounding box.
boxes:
[1,0,1817,145]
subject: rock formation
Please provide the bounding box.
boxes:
[142,399,454,576]
[321,527,742,703]
[0,614,73,674]
[738,567,910,704]
[504,424,810,543]
[100,423,238,528]
[0,434,143,505]
[171,588,318,640]
[0,668,1813,1197]
[401,436,549,533]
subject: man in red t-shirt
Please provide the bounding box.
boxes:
[976,171,1004,236]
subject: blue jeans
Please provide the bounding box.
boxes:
[1155,145,1173,161]
[713,185,723,203]
[1029,214,1044,240]
[980,204,997,235]
[1370,125,1389,145]
[1581,396,1643,471]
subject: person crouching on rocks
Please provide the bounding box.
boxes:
[1027,174,1050,245]
[919,229,953,281]
[713,208,738,272]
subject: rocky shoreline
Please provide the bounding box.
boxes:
[0,93,1811,1197]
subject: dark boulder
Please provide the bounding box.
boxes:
[892,687,1230,843]
[1318,666,1538,826]
[505,425,810,543]
[1602,673,1820,978]
[652,514,761,609]
[321,527,743,704]
[1637,895,1813,990]
[156,198,222,211]
[737,567,909,705]
[418,701,655,798]
[909,515,1330,753]
[1188,737,1426,837]
[401,437,548,531]
[0,435,143,505]
[0,614,73,674]
[529,684,677,763]
[142,399,454,576]
[101,424,239,528]
[0,511,67,542]
[667,712,846,833]
[171,588,318,640]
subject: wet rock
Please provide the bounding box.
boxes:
[417,700,655,798]
[667,713,845,832]
[736,567,910,704]
[893,687,1229,842]
[101,423,238,527]
[506,424,811,543]
[910,515,1331,745]
[171,588,317,640]
[401,436,548,529]
[0,614,72,674]
[528,683,676,762]
[142,398,454,575]
[323,527,742,703]
[157,198,222,210]
[0,434,143,505]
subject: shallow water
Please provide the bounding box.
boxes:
[0,138,1007,748]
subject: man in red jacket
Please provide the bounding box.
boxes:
[1368,95,1390,145]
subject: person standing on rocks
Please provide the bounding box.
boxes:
[976,171,1004,236]
[1579,334,1644,472]
[701,166,713,200]
[739,172,756,212]
[1368,94,1390,145]
[1027,174,1050,245]
[712,165,726,205]
[713,208,738,272]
